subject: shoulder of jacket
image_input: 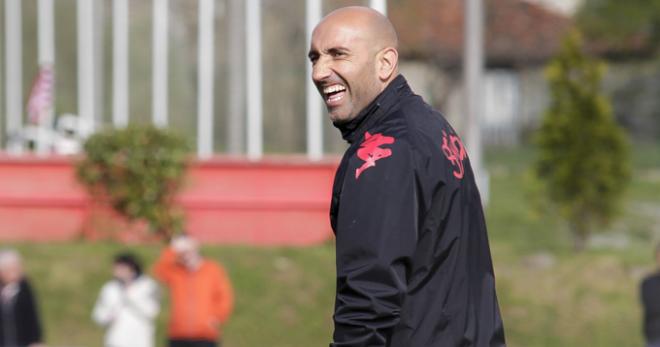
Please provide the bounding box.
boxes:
[643,273,660,286]
[101,281,121,294]
[136,275,159,288]
[20,277,35,289]
[396,101,469,185]
[200,259,223,274]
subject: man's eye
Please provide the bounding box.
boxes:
[332,52,345,58]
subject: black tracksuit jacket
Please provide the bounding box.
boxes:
[329,75,505,347]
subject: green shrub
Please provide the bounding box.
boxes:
[535,30,631,251]
[76,125,190,239]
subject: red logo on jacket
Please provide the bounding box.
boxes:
[355,132,395,179]
[441,130,466,179]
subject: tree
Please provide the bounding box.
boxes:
[76,125,189,240]
[535,30,631,251]
[576,0,660,57]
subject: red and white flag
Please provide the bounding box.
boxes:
[27,64,54,124]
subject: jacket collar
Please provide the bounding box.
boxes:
[333,74,411,144]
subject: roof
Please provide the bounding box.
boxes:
[389,0,573,67]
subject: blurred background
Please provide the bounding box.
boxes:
[0,0,659,346]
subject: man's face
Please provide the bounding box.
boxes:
[309,21,381,123]
[113,263,136,283]
[176,249,201,270]
[0,262,22,285]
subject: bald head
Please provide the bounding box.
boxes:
[316,6,398,52]
[309,6,400,122]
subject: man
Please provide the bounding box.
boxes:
[641,244,660,347]
[0,249,44,347]
[93,252,160,347]
[154,235,233,347]
[308,7,506,346]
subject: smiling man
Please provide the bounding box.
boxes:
[309,6,506,347]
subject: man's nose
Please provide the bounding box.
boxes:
[312,57,331,83]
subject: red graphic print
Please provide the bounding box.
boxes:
[441,130,466,179]
[355,132,395,179]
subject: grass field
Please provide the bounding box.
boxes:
[7,143,660,347]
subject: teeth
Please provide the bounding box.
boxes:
[323,84,346,95]
[328,93,344,102]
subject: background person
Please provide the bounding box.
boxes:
[0,249,44,347]
[641,244,660,347]
[92,252,160,347]
[154,235,234,347]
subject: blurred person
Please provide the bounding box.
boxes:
[154,235,233,347]
[641,243,660,347]
[309,6,505,346]
[0,249,44,347]
[92,252,160,347]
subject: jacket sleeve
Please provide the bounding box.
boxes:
[331,140,419,347]
[125,278,161,320]
[153,247,178,285]
[92,283,117,326]
[212,264,234,325]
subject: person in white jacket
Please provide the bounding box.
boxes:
[93,252,160,347]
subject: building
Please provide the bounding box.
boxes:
[391,0,572,145]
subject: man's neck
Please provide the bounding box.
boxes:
[333,74,407,143]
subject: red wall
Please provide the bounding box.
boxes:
[0,155,338,246]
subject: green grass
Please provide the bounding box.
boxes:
[484,143,660,347]
[12,243,337,347]
[7,143,660,347]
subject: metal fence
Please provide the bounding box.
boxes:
[1,0,387,159]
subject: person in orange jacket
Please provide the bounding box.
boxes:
[154,235,234,347]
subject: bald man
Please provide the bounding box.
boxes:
[309,7,505,347]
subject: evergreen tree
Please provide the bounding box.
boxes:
[535,30,631,251]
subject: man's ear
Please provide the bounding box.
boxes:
[377,47,398,81]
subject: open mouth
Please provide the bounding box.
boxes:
[322,84,347,107]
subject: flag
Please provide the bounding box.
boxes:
[27,64,54,124]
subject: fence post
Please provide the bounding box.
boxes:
[152,0,169,128]
[5,0,23,153]
[246,0,262,160]
[113,0,129,128]
[77,0,96,134]
[197,0,215,158]
[306,0,323,161]
[369,0,387,15]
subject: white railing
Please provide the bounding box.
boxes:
[77,0,96,135]
[4,0,23,147]
[246,0,263,161]
[112,0,129,128]
[2,0,390,159]
[306,0,323,161]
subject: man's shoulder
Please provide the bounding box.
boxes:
[348,129,414,180]
[643,272,660,287]
[100,280,122,295]
[394,98,471,185]
[200,259,228,276]
[19,277,34,290]
[135,275,159,289]
[392,95,451,143]
[347,96,459,180]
